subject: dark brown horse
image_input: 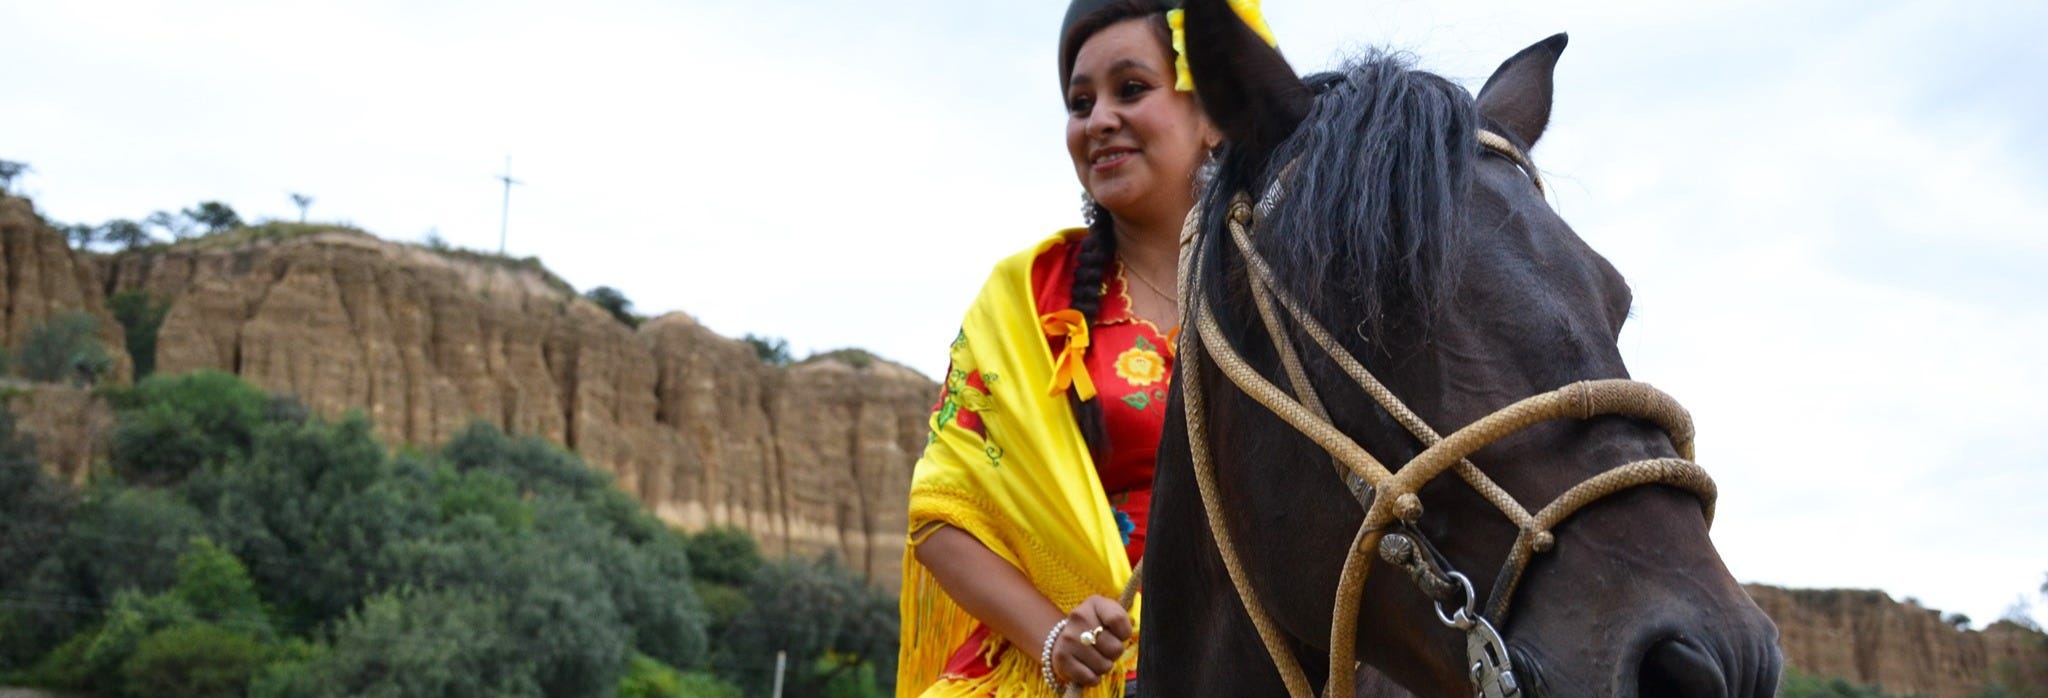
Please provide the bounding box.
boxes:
[1138,3,1783,696]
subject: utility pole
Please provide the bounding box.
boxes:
[771,650,786,698]
[495,156,522,255]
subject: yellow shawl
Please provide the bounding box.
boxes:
[898,230,1138,698]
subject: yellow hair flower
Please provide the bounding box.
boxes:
[1167,0,1280,93]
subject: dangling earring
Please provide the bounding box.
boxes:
[1081,191,1100,225]
[1195,144,1222,192]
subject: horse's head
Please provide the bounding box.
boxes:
[1143,2,1782,695]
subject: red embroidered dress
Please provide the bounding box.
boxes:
[938,235,1175,679]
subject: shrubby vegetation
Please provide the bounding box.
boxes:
[0,370,896,697]
[746,334,795,366]
[0,160,27,193]
[15,311,112,385]
[586,285,646,328]
[1779,669,1913,698]
[807,348,878,369]
[107,290,169,380]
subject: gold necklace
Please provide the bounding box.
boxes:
[1120,256,1177,303]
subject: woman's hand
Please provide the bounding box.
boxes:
[1049,595,1134,687]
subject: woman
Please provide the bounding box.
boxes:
[897,1,1272,695]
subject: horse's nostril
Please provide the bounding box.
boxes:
[1638,638,1728,698]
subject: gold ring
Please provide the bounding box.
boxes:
[1079,625,1104,647]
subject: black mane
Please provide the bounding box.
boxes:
[1195,50,1478,337]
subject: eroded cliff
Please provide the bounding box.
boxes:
[1748,584,2048,698]
[81,220,932,586]
[0,197,129,382]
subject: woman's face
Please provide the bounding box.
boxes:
[1066,18,1217,224]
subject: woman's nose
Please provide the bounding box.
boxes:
[1087,105,1121,137]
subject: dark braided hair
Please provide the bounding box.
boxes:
[1068,202,1121,461]
[1058,0,1175,462]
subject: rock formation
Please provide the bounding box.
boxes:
[27,202,938,588]
[1747,584,2048,698]
[0,197,129,382]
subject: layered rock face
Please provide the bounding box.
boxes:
[0,197,129,382]
[1748,584,2048,698]
[84,222,933,587]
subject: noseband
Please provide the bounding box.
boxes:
[1171,132,1719,698]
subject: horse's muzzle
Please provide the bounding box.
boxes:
[1625,611,1783,698]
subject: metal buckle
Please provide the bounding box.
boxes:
[1432,572,1522,698]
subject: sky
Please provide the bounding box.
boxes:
[4,0,2044,628]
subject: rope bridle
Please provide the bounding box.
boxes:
[1153,131,1717,698]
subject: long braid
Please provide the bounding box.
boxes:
[1068,203,1120,461]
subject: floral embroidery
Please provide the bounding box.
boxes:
[926,361,991,446]
[953,371,989,436]
[1121,392,1150,411]
[1115,336,1166,387]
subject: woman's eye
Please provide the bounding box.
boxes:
[1068,94,1094,115]
[1119,81,1150,100]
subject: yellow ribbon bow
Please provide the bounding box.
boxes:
[1167,0,1280,92]
[1042,309,1098,401]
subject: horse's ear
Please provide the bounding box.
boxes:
[1476,33,1568,147]
[1183,0,1312,160]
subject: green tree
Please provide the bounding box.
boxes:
[9,370,729,695]
[0,159,27,193]
[144,210,195,240]
[183,201,242,234]
[586,285,644,328]
[440,420,607,496]
[182,414,432,629]
[107,289,170,379]
[1779,668,1908,698]
[59,222,97,249]
[22,486,206,608]
[0,405,67,585]
[537,495,707,671]
[9,528,225,691]
[619,654,742,698]
[0,405,72,671]
[99,219,153,250]
[110,370,268,485]
[716,556,897,698]
[16,311,112,385]
[249,589,543,698]
[382,513,630,697]
[24,539,275,696]
[744,334,794,366]
[119,623,268,698]
[434,467,535,532]
[168,538,273,640]
[686,526,763,587]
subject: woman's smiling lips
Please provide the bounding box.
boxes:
[1090,146,1138,173]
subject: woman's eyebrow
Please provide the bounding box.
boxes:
[1071,58,1164,89]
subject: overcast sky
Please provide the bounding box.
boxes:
[5,0,2044,627]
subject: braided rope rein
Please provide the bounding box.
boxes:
[1072,132,1718,698]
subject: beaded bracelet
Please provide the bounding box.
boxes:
[1041,618,1071,692]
